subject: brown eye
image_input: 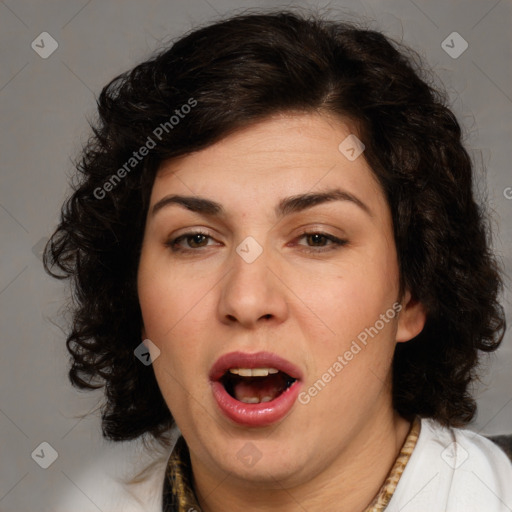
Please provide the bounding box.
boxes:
[165,230,215,252]
[296,231,348,254]
[186,234,209,248]
[306,233,329,246]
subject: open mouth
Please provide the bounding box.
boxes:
[209,351,303,426]
[220,368,297,404]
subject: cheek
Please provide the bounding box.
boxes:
[137,256,218,399]
[295,241,400,379]
[137,254,208,343]
[137,263,208,415]
[304,244,398,331]
[302,281,400,417]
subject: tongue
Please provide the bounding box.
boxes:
[233,373,287,403]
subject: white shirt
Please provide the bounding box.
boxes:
[55,419,512,511]
[386,418,512,511]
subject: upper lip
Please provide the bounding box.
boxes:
[209,351,303,382]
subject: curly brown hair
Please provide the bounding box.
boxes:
[43,8,506,444]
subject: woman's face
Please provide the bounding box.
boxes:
[137,113,424,488]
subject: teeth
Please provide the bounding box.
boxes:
[239,396,274,404]
[228,367,279,377]
[240,397,260,403]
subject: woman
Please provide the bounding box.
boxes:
[44,9,512,512]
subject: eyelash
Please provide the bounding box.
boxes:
[166,230,348,254]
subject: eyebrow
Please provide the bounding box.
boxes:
[151,188,372,219]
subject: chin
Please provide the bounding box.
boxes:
[202,433,311,487]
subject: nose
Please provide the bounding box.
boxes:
[217,243,289,329]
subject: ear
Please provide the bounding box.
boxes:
[396,289,427,343]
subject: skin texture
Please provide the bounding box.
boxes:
[137,113,426,512]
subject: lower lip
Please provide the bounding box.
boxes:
[210,380,302,427]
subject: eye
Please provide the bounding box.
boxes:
[295,231,348,253]
[165,230,348,254]
[165,230,217,252]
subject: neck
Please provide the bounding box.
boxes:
[190,409,412,512]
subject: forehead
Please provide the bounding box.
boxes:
[150,113,384,215]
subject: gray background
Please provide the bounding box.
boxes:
[1,0,511,510]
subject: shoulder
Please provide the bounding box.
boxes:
[387,418,512,512]
[53,443,169,512]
